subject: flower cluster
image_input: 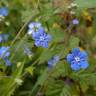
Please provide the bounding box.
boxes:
[67,48,89,71]
[28,22,52,48]
[48,55,60,68]
[0,46,11,66]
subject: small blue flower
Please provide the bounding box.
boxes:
[32,28,52,48]
[0,7,9,17]
[28,22,42,35]
[0,46,10,58]
[0,46,11,66]
[27,22,52,48]
[48,55,60,68]
[72,19,79,25]
[67,48,89,71]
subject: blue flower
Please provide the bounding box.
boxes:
[0,7,9,17]
[28,22,42,35]
[0,46,11,66]
[72,19,79,25]
[67,48,89,71]
[0,46,10,58]
[32,28,52,48]
[27,22,52,48]
[48,55,60,68]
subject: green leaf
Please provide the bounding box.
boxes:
[50,61,70,78]
[0,60,25,96]
[45,78,79,96]
[51,28,65,42]
[69,36,80,49]
[79,79,89,93]
[29,68,48,96]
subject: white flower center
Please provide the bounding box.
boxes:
[33,26,38,31]
[75,56,80,62]
[40,36,45,41]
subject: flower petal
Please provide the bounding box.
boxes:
[72,19,79,25]
[53,56,60,63]
[80,61,89,69]
[71,63,80,71]
[45,34,52,42]
[32,32,40,39]
[0,7,9,16]
[28,22,35,29]
[34,40,41,47]
[41,42,48,48]
[27,29,34,35]
[67,54,74,63]
[28,22,41,29]
[79,51,88,59]
[4,52,10,58]
[32,28,45,39]
[48,59,53,65]
[72,48,80,56]
[4,59,11,66]
[34,22,41,28]
[38,27,45,35]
